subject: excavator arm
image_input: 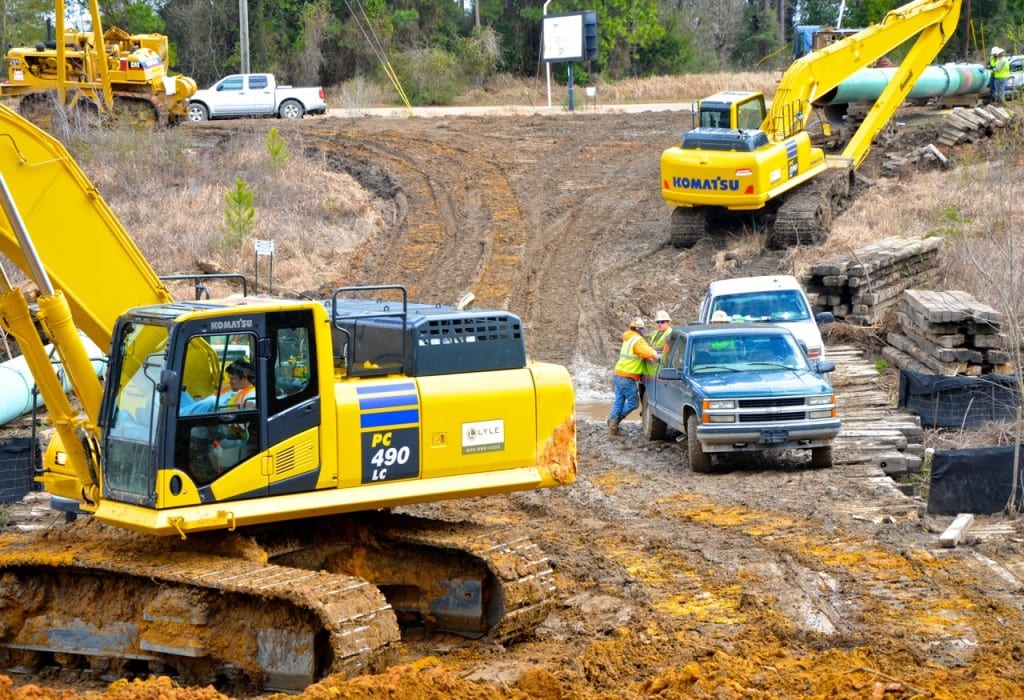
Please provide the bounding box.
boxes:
[765,0,962,167]
[0,103,173,503]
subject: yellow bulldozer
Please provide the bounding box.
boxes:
[0,0,196,129]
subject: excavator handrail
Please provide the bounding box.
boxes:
[763,0,962,167]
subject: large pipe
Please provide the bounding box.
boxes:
[817,63,988,105]
[0,335,106,426]
[816,63,988,125]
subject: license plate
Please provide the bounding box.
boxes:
[760,429,789,444]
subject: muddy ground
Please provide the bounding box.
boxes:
[6,108,1024,700]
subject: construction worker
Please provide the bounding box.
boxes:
[989,47,1011,104]
[641,310,673,377]
[608,317,659,436]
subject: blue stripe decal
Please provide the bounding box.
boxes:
[357,382,416,395]
[360,394,418,410]
[786,141,798,157]
[361,409,420,429]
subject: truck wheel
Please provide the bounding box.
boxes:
[279,100,303,119]
[641,395,667,441]
[810,445,833,469]
[187,103,208,122]
[686,414,711,473]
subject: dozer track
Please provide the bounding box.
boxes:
[0,513,557,692]
[0,525,400,693]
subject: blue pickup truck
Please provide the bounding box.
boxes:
[641,324,840,472]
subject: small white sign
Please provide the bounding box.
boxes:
[255,239,274,255]
[462,419,505,454]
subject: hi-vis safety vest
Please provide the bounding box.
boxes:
[615,334,646,376]
[994,56,1011,79]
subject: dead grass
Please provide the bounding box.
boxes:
[68,123,384,297]
[337,72,784,108]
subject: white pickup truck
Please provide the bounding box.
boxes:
[186,73,327,121]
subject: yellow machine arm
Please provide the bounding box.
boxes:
[0,104,173,347]
[765,0,962,168]
[0,103,174,502]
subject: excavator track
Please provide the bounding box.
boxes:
[0,513,557,691]
[769,166,853,249]
[669,207,709,249]
[257,513,558,644]
[0,526,400,693]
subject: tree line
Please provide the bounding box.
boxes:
[0,0,1019,103]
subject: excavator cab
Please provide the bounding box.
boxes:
[694,91,767,131]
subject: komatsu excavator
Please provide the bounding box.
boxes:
[0,0,197,129]
[0,103,575,691]
[660,0,962,249]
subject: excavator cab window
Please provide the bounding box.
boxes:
[177,332,260,485]
[700,108,728,129]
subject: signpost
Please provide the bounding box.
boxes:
[541,11,598,112]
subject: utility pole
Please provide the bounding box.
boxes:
[239,0,250,73]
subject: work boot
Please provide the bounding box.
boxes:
[608,418,620,436]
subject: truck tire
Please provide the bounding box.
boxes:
[279,100,303,120]
[686,414,711,473]
[641,395,667,441]
[810,445,833,469]
[187,103,209,121]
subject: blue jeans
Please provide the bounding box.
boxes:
[609,375,639,422]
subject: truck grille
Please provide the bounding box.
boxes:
[738,397,806,409]
[738,410,807,423]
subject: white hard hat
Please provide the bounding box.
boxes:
[630,316,645,329]
[711,310,730,323]
[654,310,671,322]
[992,46,1004,55]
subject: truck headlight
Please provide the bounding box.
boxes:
[704,399,736,410]
[706,414,736,423]
[807,395,834,406]
[808,409,834,419]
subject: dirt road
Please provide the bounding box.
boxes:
[6,110,1024,699]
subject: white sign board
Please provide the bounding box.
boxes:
[543,13,584,63]
[255,239,275,256]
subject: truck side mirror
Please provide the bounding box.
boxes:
[816,311,835,325]
[813,360,836,374]
[657,367,682,380]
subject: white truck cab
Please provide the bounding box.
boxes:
[697,275,834,359]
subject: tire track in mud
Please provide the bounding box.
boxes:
[304,123,530,313]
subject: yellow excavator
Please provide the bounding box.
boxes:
[0,0,197,129]
[660,0,962,249]
[0,102,575,690]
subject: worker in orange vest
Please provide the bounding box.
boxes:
[608,317,659,436]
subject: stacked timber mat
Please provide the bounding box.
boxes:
[803,236,942,325]
[881,104,1016,175]
[885,289,1012,377]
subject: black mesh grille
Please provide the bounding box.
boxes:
[738,411,807,423]
[738,397,806,409]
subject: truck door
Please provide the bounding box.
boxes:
[658,335,688,427]
[246,74,275,115]
[214,75,246,116]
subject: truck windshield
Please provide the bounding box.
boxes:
[104,322,169,503]
[712,290,810,322]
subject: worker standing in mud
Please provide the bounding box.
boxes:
[640,310,673,378]
[608,316,659,436]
